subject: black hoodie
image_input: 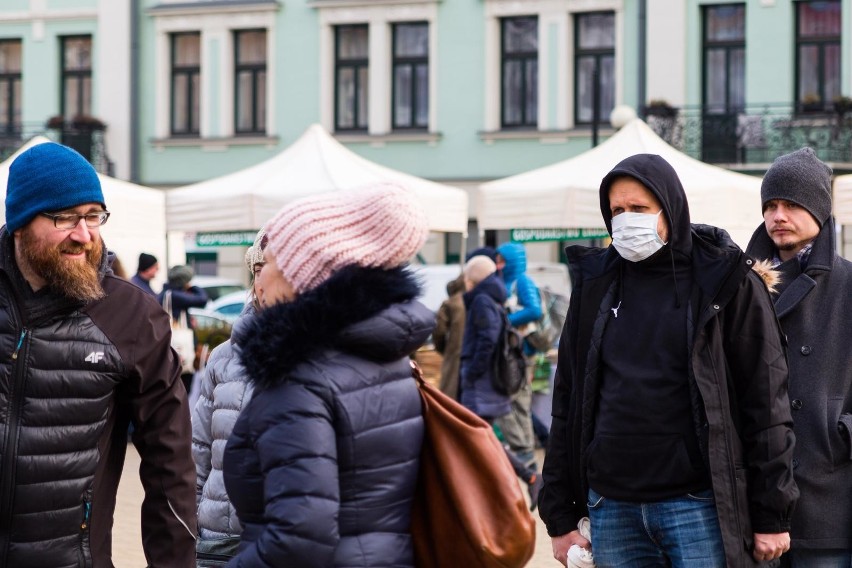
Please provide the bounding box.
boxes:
[588,154,710,501]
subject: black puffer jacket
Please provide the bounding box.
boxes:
[0,229,196,567]
[540,154,799,568]
[747,218,852,551]
[223,266,433,568]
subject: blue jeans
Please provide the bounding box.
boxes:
[786,549,852,568]
[587,488,725,568]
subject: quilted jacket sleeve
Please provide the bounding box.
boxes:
[508,274,543,327]
[231,382,340,568]
[192,341,230,498]
[466,294,503,380]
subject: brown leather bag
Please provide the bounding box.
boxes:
[410,362,536,568]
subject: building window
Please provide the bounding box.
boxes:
[796,0,840,112]
[61,36,92,119]
[171,32,201,136]
[574,12,614,126]
[0,40,22,134]
[501,16,537,128]
[392,22,428,130]
[335,25,369,131]
[703,4,745,114]
[234,30,267,134]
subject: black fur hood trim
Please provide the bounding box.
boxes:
[236,265,429,391]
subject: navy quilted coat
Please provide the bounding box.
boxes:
[223,266,433,568]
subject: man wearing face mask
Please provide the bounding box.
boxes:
[539,154,798,567]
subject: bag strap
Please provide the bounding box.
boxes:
[410,360,426,385]
[162,290,177,326]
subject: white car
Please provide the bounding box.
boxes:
[191,275,245,303]
[205,289,251,322]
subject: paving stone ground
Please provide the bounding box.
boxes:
[113,446,556,567]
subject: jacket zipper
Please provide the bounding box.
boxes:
[78,500,91,568]
[11,329,25,360]
[0,326,28,559]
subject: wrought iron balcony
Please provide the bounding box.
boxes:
[0,119,111,174]
[642,103,852,169]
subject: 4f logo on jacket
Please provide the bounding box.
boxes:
[85,351,105,363]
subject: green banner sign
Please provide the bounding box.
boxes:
[510,228,609,243]
[196,231,257,247]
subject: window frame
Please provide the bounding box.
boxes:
[0,39,22,134]
[334,24,369,133]
[170,31,201,137]
[391,21,429,131]
[60,35,92,120]
[500,15,538,129]
[794,0,841,112]
[701,3,746,115]
[573,11,615,127]
[233,28,268,135]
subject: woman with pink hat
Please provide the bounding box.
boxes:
[222,183,433,567]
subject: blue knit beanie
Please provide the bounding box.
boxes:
[5,142,105,233]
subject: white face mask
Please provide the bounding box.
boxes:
[610,211,667,262]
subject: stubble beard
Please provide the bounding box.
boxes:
[19,229,106,302]
[772,233,808,254]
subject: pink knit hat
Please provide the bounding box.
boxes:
[264,183,429,293]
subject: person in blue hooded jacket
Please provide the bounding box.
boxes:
[495,242,542,467]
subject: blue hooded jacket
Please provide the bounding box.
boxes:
[497,242,542,328]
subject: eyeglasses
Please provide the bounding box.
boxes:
[40,211,110,230]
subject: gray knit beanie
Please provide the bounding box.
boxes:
[167,265,194,289]
[761,147,832,226]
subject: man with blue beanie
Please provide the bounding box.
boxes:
[0,142,196,566]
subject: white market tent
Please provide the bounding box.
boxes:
[0,137,168,278]
[830,175,852,225]
[166,123,469,235]
[478,118,764,247]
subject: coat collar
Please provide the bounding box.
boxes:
[746,217,836,275]
[235,265,431,391]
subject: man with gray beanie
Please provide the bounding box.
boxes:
[0,142,197,566]
[158,265,208,391]
[746,147,852,566]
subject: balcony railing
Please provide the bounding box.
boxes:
[0,121,111,174]
[643,103,852,168]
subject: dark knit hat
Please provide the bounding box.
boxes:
[465,246,498,262]
[761,147,832,227]
[137,253,158,273]
[167,265,194,289]
[5,142,105,233]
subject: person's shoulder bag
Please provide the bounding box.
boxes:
[410,361,536,568]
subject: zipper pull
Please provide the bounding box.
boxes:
[81,501,91,530]
[12,329,26,360]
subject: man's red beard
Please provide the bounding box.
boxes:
[19,229,105,302]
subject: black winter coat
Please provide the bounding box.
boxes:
[747,218,852,550]
[223,266,433,568]
[0,230,197,567]
[540,154,798,568]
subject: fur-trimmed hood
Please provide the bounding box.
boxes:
[235,265,434,391]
